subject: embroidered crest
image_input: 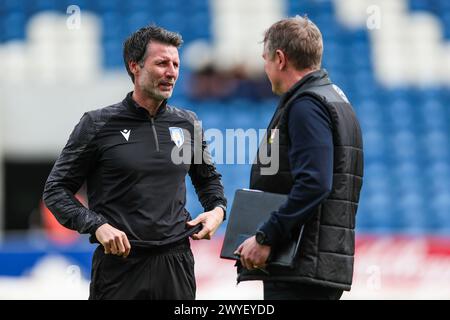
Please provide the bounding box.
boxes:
[169,127,184,147]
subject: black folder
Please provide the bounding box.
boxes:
[220,189,303,268]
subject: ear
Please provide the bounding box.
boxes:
[275,49,287,70]
[129,61,140,78]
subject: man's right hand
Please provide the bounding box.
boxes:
[95,223,131,258]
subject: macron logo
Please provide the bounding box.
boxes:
[120,129,131,141]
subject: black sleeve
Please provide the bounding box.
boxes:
[258,97,334,245]
[188,118,227,219]
[43,113,108,234]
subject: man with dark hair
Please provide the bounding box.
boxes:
[43,25,227,300]
[235,16,364,300]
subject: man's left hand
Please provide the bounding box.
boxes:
[187,207,224,240]
[234,236,271,270]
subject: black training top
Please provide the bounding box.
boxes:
[43,92,227,247]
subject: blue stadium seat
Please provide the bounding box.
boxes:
[186,12,211,40]
[323,42,345,69]
[188,0,209,11]
[423,131,449,162]
[196,104,227,130]
[351,72,377,95]
[390,130,418,162]
[350,29,369,44]
[430,192,450,226]
[287,0,302,15]
[363,130,386,161]
[313,14,337,40]
[226,100,258,129]
[441,12,450,38]
[435,0,450,11]
[32,0,59,12]
[397,192,427,232]
[429,175,450,196]
[427,161,450,180]
[365,175,392,197]
[102,40,123,69]
[1,0,27,13]
[101,12,122,41]
[365,192,397,231]
[157,12,186,35]
[157,0,186,14]
[409,0,431,12]
[125,0,152,12]
[393,162,424,195]
[2,12,26,41]
[387,99,416,132]
[304,0,334,15]
[95,0,121,12]
[421,99,447,131]
[396,176,423,196]
[185,178,204,215]
[258,102,276,126]
[348,40,371,68]
[125,12,154,35]
[355,194,371,230]
[364,164,392,200]
[61,0,93,12]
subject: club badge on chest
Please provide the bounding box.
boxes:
[169,127,184,147]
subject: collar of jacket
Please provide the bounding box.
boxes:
[123,91,168,118]
[278,68,330,107]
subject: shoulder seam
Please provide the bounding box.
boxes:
[87,103,128,138]
[167,105,198,127]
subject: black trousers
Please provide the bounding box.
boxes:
[264,281,344,300]
[89,239,196,300]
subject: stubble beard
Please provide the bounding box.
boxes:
[144,84,172,101]
[139,73,174,101]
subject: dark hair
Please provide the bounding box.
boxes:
[264,15,323,70]
[123,25,183,83]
